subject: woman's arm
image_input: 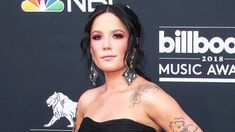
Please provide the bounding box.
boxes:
[72,88,98,132]
[72,96,85,132]
[72,89,95,132]
[137,83,203,132]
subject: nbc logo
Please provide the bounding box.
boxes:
[21,0,64,12]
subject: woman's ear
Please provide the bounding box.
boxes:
[90,48,93,58]
[136,37,139,45]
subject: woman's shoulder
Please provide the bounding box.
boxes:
[79,86,102,102]
[135,81,184,116]
[133,81,163,97]
[77,86,103,109]
[134,82,202,131]
[131,81,171,106]
[138,82,162,92]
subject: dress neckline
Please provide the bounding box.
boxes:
[83,117,156,131]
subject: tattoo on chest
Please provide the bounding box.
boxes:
[128,83,159,108]
[169,117,199,132]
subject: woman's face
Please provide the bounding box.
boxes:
[90,12,129,72]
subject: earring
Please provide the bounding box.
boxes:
[89,61,98,86]
[122,55,137,85]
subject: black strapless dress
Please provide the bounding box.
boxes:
[78,117,156,132]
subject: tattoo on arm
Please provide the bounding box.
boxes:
[169,117,199,132]
[129,83,159,107]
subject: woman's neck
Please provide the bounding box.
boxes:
[103,68,130,92]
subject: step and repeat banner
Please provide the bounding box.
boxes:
[1,0,235,131]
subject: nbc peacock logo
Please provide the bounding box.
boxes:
[21,0,64,12]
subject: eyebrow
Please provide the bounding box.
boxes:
[90,29,126,34]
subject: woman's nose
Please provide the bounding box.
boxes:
[102,37,112,50]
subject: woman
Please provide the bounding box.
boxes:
[73,4,202,132]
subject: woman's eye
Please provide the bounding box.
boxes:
[91,35,102,40]
[113,33,124,39]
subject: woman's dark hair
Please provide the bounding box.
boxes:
[81,4,149,80]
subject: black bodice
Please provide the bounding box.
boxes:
[78,117,156,132]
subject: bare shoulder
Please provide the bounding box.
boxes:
[73,86,102,132]
[130,82,203,132]
[129,82,163,107]
[78,86,102,107]
[137,82,162,93]
[131,81,179,112]
[130,81,181,113]
[76,86,104,117]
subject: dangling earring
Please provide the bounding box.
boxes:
[122,55,137,85]
[89,61,98,86]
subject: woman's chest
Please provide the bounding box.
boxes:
[84,92,143,120]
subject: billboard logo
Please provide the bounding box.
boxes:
[157,26,235,83]
[44,92,77,128]
[21,0,64,12]
[159,30,235,54]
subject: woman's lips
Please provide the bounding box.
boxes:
[101,55,116,61]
